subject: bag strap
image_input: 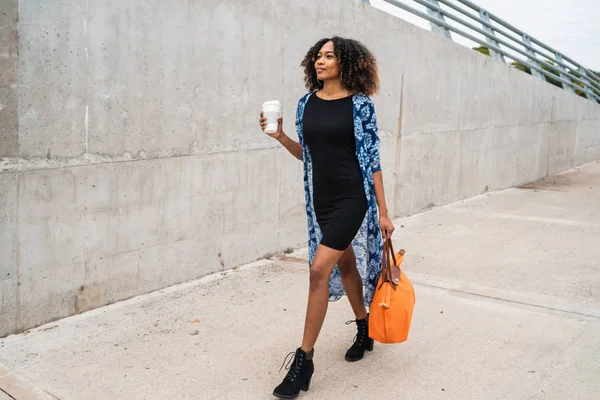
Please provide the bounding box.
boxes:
[381,240,389,272]
[379,240,390,287]
[387,239,397,268]
[379,238,406,289]
[386,239,405,271]
[386,239,405,289]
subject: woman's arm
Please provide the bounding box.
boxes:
[259,113,303,160]
[276,131,302,160]
[373,170,394,239]
[373,170,389,217]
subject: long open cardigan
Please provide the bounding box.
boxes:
[295,92,384,307]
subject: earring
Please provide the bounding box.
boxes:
[340,71,343,82]
[317,79,323,86]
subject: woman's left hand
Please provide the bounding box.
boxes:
[379,215,395,240]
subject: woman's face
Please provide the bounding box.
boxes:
[314,41,340,81]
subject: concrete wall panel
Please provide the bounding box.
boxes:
[0,0,18,157]
[401,35,463,136]
[457,124,546,199]
[547,121,579,175]
[17,261,86,332]
[396,131,462,214]
[576,119,600,165]
[0,173,18,336]
[585,100,600,120]
[18,0,87,158]
[276,150,308,252]
[551,87,587,122]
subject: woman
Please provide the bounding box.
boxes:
[259,36,394,398]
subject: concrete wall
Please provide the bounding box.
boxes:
[1,0,599,337]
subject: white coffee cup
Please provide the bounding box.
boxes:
[262,100,282,134]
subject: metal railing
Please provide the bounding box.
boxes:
[365,0,600,103]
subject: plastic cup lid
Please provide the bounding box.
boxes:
[262,100,281,107]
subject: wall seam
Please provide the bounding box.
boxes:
[393,73,404,217]
[14,0,21,334]
[84,0,90,155]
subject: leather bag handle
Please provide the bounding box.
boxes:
[386,238,404,288]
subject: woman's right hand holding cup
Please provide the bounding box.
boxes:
[259,112,283,140]
[260,100,283,140]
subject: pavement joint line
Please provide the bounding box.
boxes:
[411,281,600,320]
[0,361,59,400]
[0,388,16,400]
[445,207,600,228]
[275,257,600,321]
[386,189,518,221]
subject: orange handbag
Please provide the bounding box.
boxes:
[369,239,415,344]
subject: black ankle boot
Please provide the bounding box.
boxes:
[345,314,374,361]
[273,347,314,399]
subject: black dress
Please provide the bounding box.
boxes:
[302,94,368,251]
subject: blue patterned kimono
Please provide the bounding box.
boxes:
[295,92,384,307]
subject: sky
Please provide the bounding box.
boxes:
[370,0,600,70]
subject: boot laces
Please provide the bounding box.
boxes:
[279,351,303,382]
[346,319,368,345]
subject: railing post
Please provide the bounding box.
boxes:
[479,9,505,63]
[578,67,592,99]
[521,34,545,81]
[553,53,575,93]
[578,67,600,102]
[424,0,452,40]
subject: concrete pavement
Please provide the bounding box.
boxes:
[1,161,599,400]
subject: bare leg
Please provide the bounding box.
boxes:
[300,244,345,352]
[338,245,368,320]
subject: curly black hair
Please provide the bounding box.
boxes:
[300,36,379,96]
